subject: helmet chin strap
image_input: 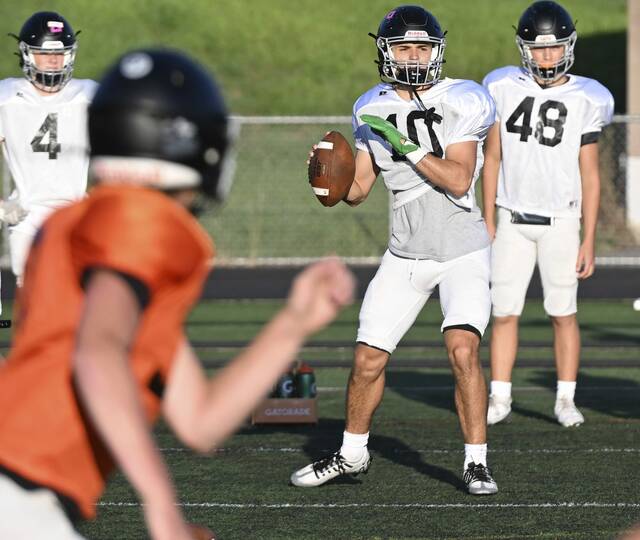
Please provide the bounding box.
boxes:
[409,84,428,111]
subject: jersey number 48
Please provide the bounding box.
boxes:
[505,97,567,148]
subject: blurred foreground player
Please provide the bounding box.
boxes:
[0,49,355,540]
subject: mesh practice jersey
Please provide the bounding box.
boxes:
[352,78,495,260]
[0,77,98,209]
[483,66,614,217]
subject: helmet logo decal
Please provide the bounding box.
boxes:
[120,53,153,79]
[404,30,429,38]
[42,41,64,49]
[47,21,64,33]
[385,10,396,20]
[534,34,557,43]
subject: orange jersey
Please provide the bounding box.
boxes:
[0,184,213,519]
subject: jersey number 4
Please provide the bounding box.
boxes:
[505,97,567,147]
[31,113,61,159]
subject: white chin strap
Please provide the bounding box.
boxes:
[90,156,200,190]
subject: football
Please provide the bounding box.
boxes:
[189,524,217,540]
[308,131,355,207]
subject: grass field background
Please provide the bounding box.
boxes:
[0,1,635,261]
[63,297,640,540]
[0,0,627,114]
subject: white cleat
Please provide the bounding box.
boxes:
[463,462,498,495]
[554,398,585,427]
[290,450,371,487]
[487,394,512,425]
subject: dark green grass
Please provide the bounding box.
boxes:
[74,298,640,539]
[0,1,626,114]
[82,365,640,539]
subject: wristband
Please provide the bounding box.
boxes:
[406,147,428,165]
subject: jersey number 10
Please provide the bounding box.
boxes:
[31,113,61,160]
[505,97,568,148]
[385,108,444,161]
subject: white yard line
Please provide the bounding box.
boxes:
[97,501,640,509]
[158,447,640,455]
[317,386,640,392]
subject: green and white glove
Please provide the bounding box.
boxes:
[360,114,427,164]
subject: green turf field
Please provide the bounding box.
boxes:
[74,297,640,540]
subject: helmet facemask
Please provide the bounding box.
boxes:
[516,31,576,84]
[19,40,77,93]
[377,33,446,86]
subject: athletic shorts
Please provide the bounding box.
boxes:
[0,474,85,540]
[491,207,580,318]
[356,246,491,354]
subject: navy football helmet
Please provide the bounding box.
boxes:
[372,5,446,86]
[13,11,77,92]
[89,48,234,202]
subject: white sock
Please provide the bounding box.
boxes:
[490,380,512,398]
[557,380,576,402]
[464,443,488,470]
[340,431,369,462]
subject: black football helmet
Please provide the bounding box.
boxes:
[516,1,576,84]
[372,5,446,86]
[13,11,77,92]
[89,48,234,202]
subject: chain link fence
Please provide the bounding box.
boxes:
[1,116,639,267]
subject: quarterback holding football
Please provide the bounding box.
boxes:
[294,4,498,495]
[482,1,614,428]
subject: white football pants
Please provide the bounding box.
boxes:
[357,246,491,353]
[491,207,581,317]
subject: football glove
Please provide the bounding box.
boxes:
[0,199,27,225]
[360,114,428,165]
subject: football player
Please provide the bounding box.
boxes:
[0,11,97,302]
[482,1,614,427]
[0,49,355,540]
[291,5,498,495]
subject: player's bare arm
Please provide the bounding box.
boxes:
[360,113,479,198]
[577,142,601,279]
[413,139,478,198]
[481,122,501,239]
[73,269,193,540]
[163,258,355,451]
[344,149,379,206]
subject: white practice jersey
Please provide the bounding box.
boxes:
[483,66,614,217]
[352,78,495,261]
[0,77,98,209]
